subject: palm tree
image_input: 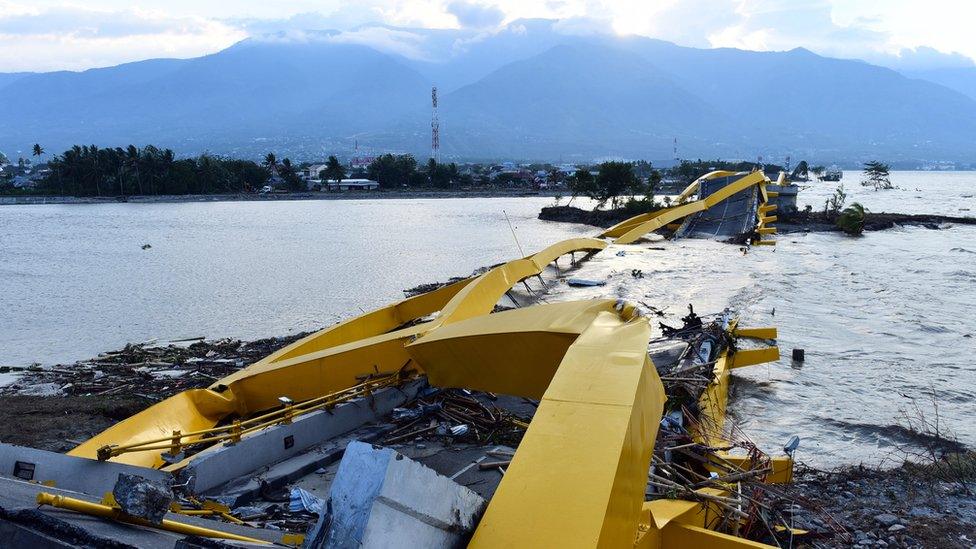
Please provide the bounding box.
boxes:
[32,144,44,158]
[263,153,277,170]
[126,145,143,195]
[323,155,346,190]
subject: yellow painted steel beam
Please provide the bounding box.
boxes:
[72,322,430,467]
[613,201,708,244]
[600,209,672,238]
[733,327,778,340]
[525,237,607,269]
[36,493,271,544]
[636,488,778,548]
[757,227,777,235]
[730,347,780,369]
[613,171,769,244]
[766,191,779,198]
[407,300,616,398]
[443,304,665,548]
[675,170,741,204]
[759,204,777,213]
[662,523,772,549]
[264,277,474,363]
[718,454,794,484]
[760,215,778,224]
[753,240,776,246]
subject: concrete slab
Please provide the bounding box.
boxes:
[0,442,171,496]
[316,441,485,548]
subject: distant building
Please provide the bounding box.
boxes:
[303,164,326,182]
[350,155,376,171]
[324,178,379,191]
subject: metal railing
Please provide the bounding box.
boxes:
[97,370,413,461]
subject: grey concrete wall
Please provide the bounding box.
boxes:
[0,442,170,496]
[181,380,425,494]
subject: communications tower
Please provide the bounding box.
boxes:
[431,86,440,163]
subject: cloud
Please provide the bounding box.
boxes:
[327,27,431,60]
[446,1,505,28]
[871,47,975,71]
[0,5,245,71]
[1,0,974,72]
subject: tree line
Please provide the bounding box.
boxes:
[36,145,281,196]
[23,146,474,196]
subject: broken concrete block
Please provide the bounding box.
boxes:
[112,473,173,524]
[313,441,485,548]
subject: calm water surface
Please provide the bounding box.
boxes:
[1,172,973,466]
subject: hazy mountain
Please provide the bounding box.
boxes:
[903,67,976,101]
[0,34,431,156]
[442,44,733,159]
[3,20,976,162]
[0,72,30,91]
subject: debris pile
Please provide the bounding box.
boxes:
[382,388,530,448]
[648,307,845,545]
[0,335,310,401]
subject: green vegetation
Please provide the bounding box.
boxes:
[825,183,847,214]
[38,145,275,196]
[837,202,867,235]
[323,155,346,185]
[363,155,470,189]
[862,160,892,190]
[567,161,662,210]
[667,159,784,186]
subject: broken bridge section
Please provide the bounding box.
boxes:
[675,174,761,240]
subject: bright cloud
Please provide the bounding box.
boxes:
[0,4,246,71]
[1,0,975,71]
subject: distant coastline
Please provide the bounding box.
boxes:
[0,189,564,206]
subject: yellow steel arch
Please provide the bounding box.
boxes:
[673,170,741,205]
[613,171,769,244]
[600,171,747,239]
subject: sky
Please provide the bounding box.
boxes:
[0,0,974,72]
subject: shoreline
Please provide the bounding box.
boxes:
[0,189,562,206]
[537,204,976,233]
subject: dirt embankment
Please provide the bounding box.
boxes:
[777,210,976,234]
[539,204,976,234]
[538,205,656,228]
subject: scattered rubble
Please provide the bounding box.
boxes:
[1,335,311,401]
[113,473,174,524]
[781,455,976,548]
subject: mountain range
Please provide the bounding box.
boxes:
[2,19,975,163]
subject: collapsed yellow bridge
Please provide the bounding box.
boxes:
[65,170,788,548]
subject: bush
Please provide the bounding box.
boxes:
[837,202,867,235]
